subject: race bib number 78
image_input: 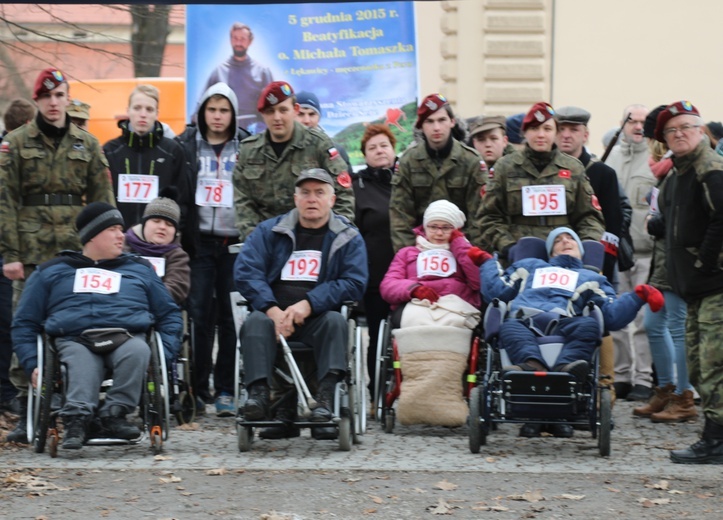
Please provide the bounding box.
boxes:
[73,268,122,294]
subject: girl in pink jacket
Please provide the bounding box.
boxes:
[380,200,481,311]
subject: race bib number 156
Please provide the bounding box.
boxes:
[73,268,122,294]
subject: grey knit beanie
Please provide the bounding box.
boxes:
[142,197,180,228]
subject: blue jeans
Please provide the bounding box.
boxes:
[0,257,15,402]
[643,290,690,393]
[187,235,238,398]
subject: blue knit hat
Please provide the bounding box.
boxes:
[546,227,584,257]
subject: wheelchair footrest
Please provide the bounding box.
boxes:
[502,371,582,417]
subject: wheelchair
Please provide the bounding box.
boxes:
[169,310,196,424]
[467,237,613,457]
[231,292,366,452]
[27,331,171,457]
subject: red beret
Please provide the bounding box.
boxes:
[33,68,67,100]
[522,102,556,132]
[654,100,700,142]
[415,93,448,129]
[257,81,294,112]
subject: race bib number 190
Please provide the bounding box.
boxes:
[281,250,322,282]
[522,185,567,216]
[530,267,578,293]
[118,174,158,203]
[73,268,122,294]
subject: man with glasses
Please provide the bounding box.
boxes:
[647,101,723,464]
[604,104,657,402]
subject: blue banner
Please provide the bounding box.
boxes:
[187,2,418,166]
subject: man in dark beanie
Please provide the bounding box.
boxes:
[0,67,115,443]
[12,201,182,450]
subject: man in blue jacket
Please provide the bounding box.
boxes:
[470,227,664,437]
[12,202,183,450]
[234,168,367,440]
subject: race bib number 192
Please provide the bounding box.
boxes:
[281,250,322,282]
[73,268,122,294]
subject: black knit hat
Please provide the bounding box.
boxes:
[76,202,124,245]
[142,197,180,228]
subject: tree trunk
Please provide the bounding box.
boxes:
[130,4,171,78]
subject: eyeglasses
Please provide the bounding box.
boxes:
[662,124,701,136]
[426,224,455,233]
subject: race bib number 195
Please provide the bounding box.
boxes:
[281,250,322,282]
[522,185,567,216]
[73,268,122,294]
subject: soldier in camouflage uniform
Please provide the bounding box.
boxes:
[480,102,604,258]
[390,94,486,252]
[0,68,115,443]
[233,81,354,242]
[648,101,723,464]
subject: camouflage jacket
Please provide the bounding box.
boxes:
[389,138,485,251]
[0,119,115,265]
[233,121,354,242]
[480,146,605,252]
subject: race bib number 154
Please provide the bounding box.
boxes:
[73,268,122,294]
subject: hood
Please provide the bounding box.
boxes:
[197,82,239,140]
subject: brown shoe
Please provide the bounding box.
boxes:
[633,383,675,418]
[651,390,699,423]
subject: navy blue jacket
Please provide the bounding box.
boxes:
[234,209,368,314]
[12,251,183,375]
[481,254,644,331]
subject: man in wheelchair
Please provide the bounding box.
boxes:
[12,203,183,449]
[234,168,367,440]
[470,227,664,437]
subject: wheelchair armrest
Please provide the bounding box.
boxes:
[483,298,507,342]
[582,302,604,337]
[340,301,358,320]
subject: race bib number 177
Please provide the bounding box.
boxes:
[73,268,122,294]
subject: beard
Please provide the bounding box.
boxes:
[233,47,248,59]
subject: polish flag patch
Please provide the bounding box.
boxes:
[480,185,486,199]
[337,171,352,189]
[591,194,602,211]
[479,160,487,172]
[328,147,339,160]
[0,141,10,153]
[558,169,571,179]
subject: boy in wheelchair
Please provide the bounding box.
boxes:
[470,227,664,437]
[234,168,367,440]
[12,203,183,449]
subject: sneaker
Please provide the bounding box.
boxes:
[62,415,89,450]
[215,392,235,417]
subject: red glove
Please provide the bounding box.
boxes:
[449,229,465,242]
[467,247,493,267]
[635,284,665,312]
[411,285,440,303]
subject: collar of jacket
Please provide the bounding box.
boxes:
[120,120,164,149]
[549,254,583,269]
[619,136,648,156]
[672,136,711,173]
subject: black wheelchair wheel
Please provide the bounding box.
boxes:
[145,341,165,449]
[598,387,612,457]
[34,345,57,454]
[237,424,252,452]
[383,408,395,434]
[174,390,197,425]
[468,386,487,453]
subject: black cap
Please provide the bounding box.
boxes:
[644,105,667,140]
[555,106,591,125]
[295,168,334,187]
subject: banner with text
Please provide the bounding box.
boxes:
[187,2,418,166]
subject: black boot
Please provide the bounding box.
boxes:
[243,381,270,421]
[100,405,141,440]
[311,372,339,422]
[62,415,89,450]
[670,417,723,464]
[6,398,28,444]
[554,360,590,382]
[259,405,300,440]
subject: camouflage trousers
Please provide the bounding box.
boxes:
[685,291,723,425]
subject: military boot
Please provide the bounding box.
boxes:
[311,372,339,422]
[5,398,28,444]
[62,415,89,450]
[670,417,723,464]
[100,405,141,440]
[243,382,270,421]
[633,383,675,418]
[651,390,698,423]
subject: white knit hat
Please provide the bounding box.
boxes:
[423,200,466,229]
